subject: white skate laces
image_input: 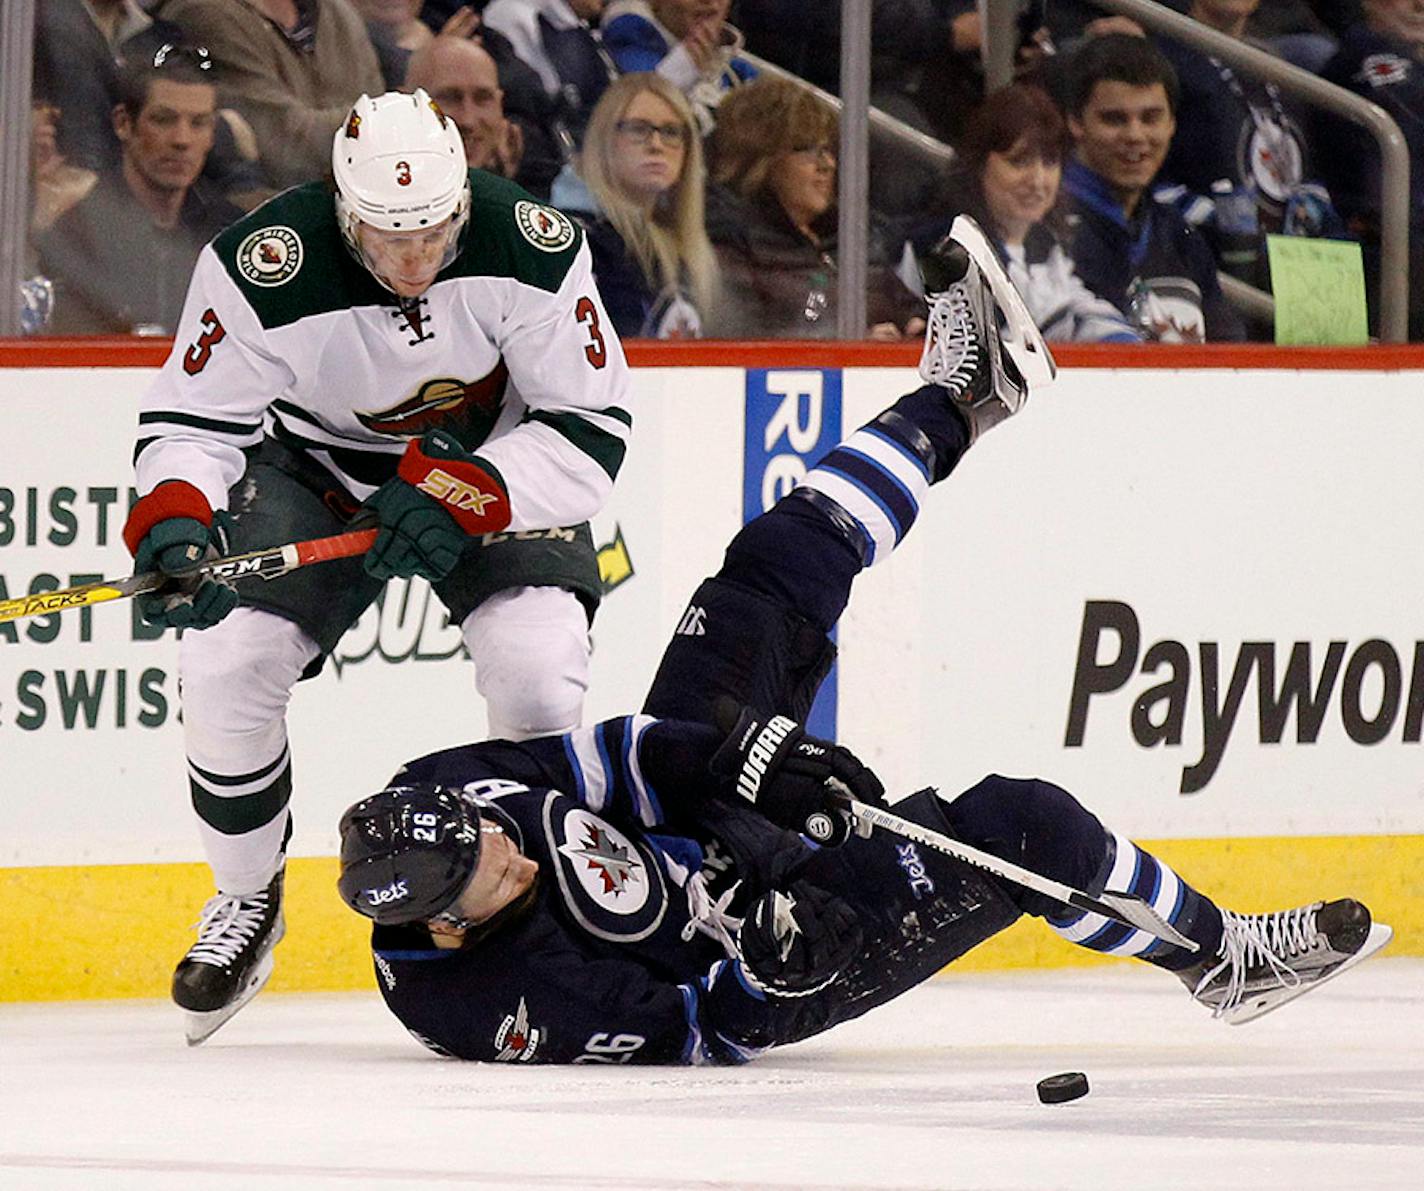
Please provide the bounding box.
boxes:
[680,871,743,959]
[919,281,982,398]
[1192,904,1315,1019]
[1186,898,1391,1025]
[186,890,274,967]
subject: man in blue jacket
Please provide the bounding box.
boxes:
[1063,33,1246,342]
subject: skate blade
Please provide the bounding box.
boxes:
[181,950,276,1047]
[1224,921,1394,1026]
[948,214,1058,389]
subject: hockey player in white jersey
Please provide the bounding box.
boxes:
[121,90,633,1044]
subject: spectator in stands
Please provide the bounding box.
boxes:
[153,0,385,189]
[1062,34,1245,342]
[1315,0,1424,337]
[1301,0,1362,38]
[35,52,243,335]
[703,76,923,341]
[354,0,435,88]
[551,73,717,337]
[482,0,617,144]
[28,95,97,237]
[601,0,756,132]
[406,33,539,193]
[1155,0,1344,293]
[911,84,1138,343]
[33,0,181,171]
[418,5,588,196]
[1233,0,1340,70]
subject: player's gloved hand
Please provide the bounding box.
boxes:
[709,702,886,846]
[737,881,862,995]
[362,430,511,582]
[122,481,239,631]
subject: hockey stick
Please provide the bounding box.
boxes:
[829,785,1199,954]
[0,528,378,625]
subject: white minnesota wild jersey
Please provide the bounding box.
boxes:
[135,171,632,532]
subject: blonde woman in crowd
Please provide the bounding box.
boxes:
[553,73,718,337]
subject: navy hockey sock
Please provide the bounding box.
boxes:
[942,776,1222,971]
[790,406,946,568]
[877,383,973,483]
[1048,832,1223,972]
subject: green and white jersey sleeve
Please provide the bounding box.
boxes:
[133,175,633,534]
[134,244,287,510]
[476,232,631,530]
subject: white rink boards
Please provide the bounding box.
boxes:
[3,363,1421,862]
[1,354,1420,1001]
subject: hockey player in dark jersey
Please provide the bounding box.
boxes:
[337,219,1391,1064]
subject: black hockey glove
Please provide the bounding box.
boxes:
[737,881,863,996]
[362,430,511,582]
[709,703,885,846]
[123,481,239,631]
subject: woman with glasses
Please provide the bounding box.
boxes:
[703,76,923,341]
[552,73,719,338]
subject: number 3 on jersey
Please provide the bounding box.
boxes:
[575,296,606,369]
[183,308,226,375]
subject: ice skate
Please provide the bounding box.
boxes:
[172,869,286,1045]
[918,214,1057,441]
[1181,898,1392,1025]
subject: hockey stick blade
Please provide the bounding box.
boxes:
[833,788,1198,954]
[0,528,378,625]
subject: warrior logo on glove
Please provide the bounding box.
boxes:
[710,704,886,847]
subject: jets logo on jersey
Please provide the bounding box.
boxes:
[515,201,576,253]
[544,798,668,942]
[236,226,303,287]
[356,361,509,440]
[1359,54,1411,89]
[494,997,542,1062]
[560,817,643,898]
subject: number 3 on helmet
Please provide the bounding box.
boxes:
[332,89,471,293]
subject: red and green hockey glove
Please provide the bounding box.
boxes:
[122,481,239,631]
[362,430,512,583]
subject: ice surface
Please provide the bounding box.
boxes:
[3,961,1421,1190]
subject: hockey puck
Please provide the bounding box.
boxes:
[1036,1072,1089,1104]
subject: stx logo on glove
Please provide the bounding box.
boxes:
[735,715,798,803]
[415,468,501,516]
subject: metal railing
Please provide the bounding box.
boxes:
[980,0,1412,342]
[0,0,37,338]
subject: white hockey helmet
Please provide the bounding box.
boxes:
[332,89,471,290]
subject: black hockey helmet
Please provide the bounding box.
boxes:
[337,783,484,925]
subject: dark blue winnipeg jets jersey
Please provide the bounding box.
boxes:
[364,715,816,1065]
[362,715,1020,1065]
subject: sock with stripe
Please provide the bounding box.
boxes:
[791,385,968,568]
[1049,831,1224,972]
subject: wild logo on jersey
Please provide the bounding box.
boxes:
[236,226,302,288]
[356,360,509,441]
[543,799,668,943]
